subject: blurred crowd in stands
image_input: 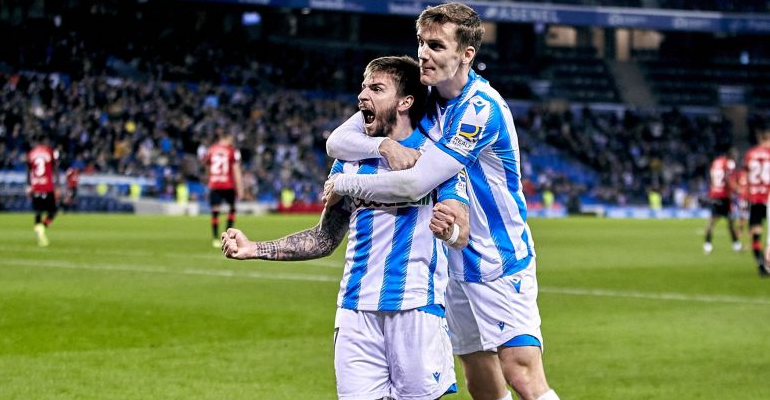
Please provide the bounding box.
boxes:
[0,72,355,203]
[518,106,734,206]
[4,67,764,207]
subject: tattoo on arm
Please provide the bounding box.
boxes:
[253,201,351,261]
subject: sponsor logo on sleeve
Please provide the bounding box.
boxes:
[449,123,483,152]
[455,170,469,201]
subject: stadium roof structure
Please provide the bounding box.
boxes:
[187,0,770,34]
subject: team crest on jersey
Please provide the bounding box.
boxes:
[472,98,486,115]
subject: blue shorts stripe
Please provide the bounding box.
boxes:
[502,334,542,348]
[416,303,445,317]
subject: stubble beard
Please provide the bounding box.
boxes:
[368,103,398,138]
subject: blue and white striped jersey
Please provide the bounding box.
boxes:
[331,129,469,312]
[419,70,535,283]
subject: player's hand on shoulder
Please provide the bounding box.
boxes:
[221,228,256,260]
[379,138,420,170]
[429,202,457,241]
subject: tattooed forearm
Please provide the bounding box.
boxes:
[253,202,351,261]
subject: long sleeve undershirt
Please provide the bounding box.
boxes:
[325,112,386,161]
[333,144,464,203]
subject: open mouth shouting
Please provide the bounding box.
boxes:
[359,103,376,133]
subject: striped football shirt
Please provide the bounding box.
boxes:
[419,69,536,283]
[331,128,469,312]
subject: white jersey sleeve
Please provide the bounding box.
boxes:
[326,111,387,161]
[333,145,464,203]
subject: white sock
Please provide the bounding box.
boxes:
[535,389,560,400]
[496,392,513,400]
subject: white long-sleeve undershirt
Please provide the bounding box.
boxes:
[333,144,464,203]
[325,111,386,161]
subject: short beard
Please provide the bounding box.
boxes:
[368,103,397,138]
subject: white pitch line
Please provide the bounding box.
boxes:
[2,258,340,283]
[3,258,768,305]
[540,286,770,306]
[0,245,343,268]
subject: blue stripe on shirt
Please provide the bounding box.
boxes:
[379,206,418,310]
[466,160,516,268]
[399,128,429,149]
[462,237,483,282]
[340,159,379,309]
[329,159,344,175]
[341,209,373,309]
[427,237,438,305]
[486,98,533,275]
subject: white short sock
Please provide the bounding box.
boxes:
[535,389,560,400]
[496,392,513,400]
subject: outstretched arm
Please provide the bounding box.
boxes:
[222,201,351,261]
[331,144,463,203]
[326,111,420,170]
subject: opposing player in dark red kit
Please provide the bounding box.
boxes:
[743,123,770,276]
[703,148,741,254]
[62,166,80,212]
[203,130,244,248]
[27,136,60,247]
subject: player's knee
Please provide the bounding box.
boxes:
[465,377,501,400]
[505,368,535,394]
[501,352,547,397]
[463,368,508,399]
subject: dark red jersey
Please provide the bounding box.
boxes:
[27,145,59,193]
[731,169,749,202]
[65,167,79,189]
[708,156,735,199]
[743,144,770,204]
[203,143,241,190]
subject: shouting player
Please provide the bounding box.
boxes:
[203,128,244,248]
[223,56,469,400]
[326,4,560,400]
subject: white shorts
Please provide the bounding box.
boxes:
[334,307,456,400]
[446,258,543,355]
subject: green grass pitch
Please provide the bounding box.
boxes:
[1,213,768,400]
